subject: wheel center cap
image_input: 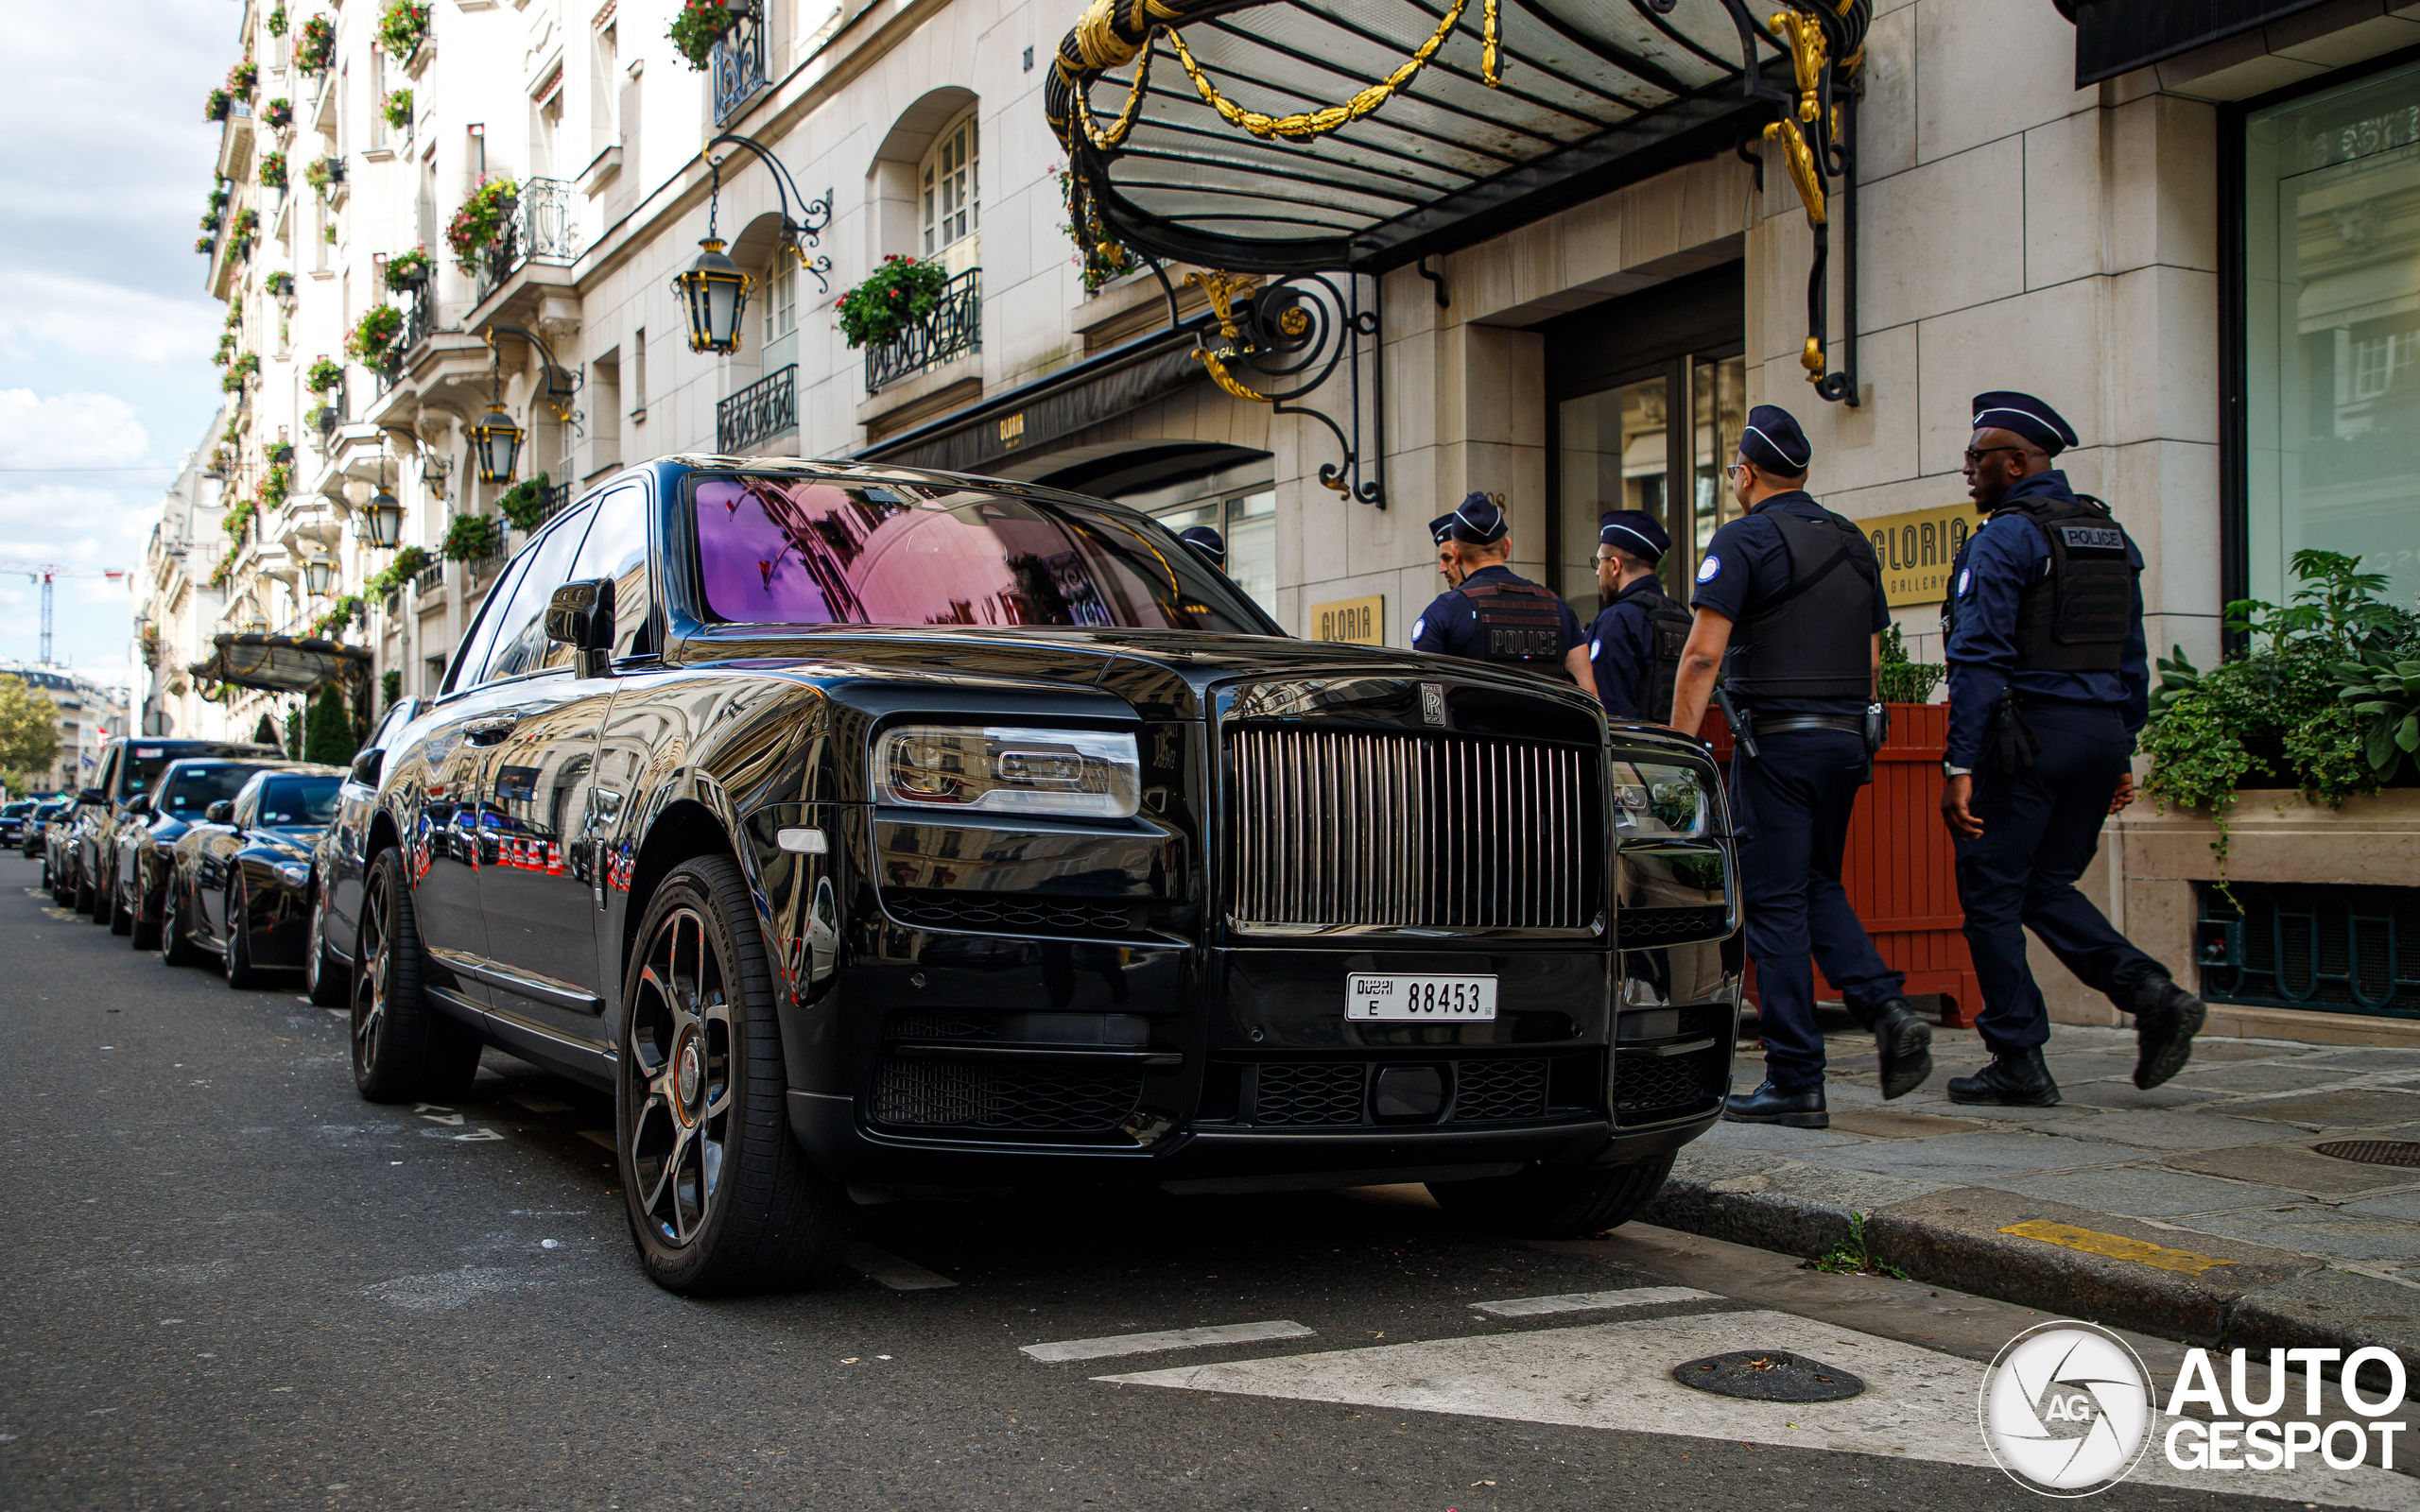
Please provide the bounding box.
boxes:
[673,1030,704,1120]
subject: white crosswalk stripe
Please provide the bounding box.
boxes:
[1022,1320,1313,1364]
[1098,1310,2420,1510]
[1471,1285,1718,1318]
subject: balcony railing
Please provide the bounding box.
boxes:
[865,269,980,392]
[532,481,574,528]
[474,178,580,305]
[310,372,348,438]
[414,563,444,598]
[717,364,798,455]
[712,13,769,125]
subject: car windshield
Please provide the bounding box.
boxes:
[255,776,341,827]
[690,474,1273,634]
[122,747,186,799]
[0,802,26,817]
[162,765,263,815]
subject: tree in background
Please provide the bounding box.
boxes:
[251,713,279,747]
[304,684,357,765]
[285,709,302,759]
[0,676,61,792]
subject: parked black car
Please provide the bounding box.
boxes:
[321,459,1739,1295]
[115,757,301,948]
[159,765,347,984]
[0,799,31,848]
[25,797,68,860]
[303,697,423,1007]
[63,736,279,921]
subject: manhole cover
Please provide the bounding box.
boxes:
[1672,1349,1864,1401]
[2313,1140,2420,1167]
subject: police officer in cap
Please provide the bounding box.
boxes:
[1177,525,1228,570]
[1411,493,1590,684]
[1668,404,1933,1125]
[1584,510,1693,721]
[1941,392,2204,1104]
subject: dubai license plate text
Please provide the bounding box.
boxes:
[1346,973,1497,1022]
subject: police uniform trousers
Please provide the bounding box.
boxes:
[1955,702,2168,1053]
[1731,728,1907,1088]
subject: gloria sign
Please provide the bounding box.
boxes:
[1862,501,1977,609]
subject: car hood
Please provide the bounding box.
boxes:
[245,827,321,862]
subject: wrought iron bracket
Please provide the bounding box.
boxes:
[1167,263,1385,508]
[481,323,585,435]
[703,134,836,295]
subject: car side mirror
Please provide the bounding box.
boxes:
[350,747,385,786]
[204,800,233,824]
[545,577,616,678]
[78,787,104,805]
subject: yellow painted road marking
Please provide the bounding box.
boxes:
[1998,1218,2238,1275]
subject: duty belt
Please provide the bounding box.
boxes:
[1754,713,1865,737]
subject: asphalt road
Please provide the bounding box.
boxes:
[0,851,2396,1511]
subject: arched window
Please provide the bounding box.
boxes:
[920,111,977,261]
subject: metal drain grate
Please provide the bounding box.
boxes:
[2313,1140,2420,1167]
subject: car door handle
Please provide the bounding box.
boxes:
[466,717,520,746]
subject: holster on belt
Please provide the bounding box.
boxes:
[1986,688,2041,775]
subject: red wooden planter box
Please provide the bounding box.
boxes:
[1696,703,1979,1028]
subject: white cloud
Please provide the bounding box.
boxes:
[0,391,154,470]
[0,483,156,569]
[0,273,222,371]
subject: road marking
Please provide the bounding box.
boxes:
[1025,1320,1313,1364]
[1997,1218,2238,1276]
[842,1242,959,1292]
[1471,1285,1718,1318]
[1097,1310,2418,1508]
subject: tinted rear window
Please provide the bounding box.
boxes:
[691,475,1271,634]
[257,777,341,826]
[163,765,263,814]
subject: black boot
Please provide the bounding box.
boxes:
[1870,998,1934,1101]
[1946,1045,2060,1107]
[1724,1079,1828,1129]
[2130,976,2207,1090]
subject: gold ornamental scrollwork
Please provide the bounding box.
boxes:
[1184,270,1269,404]
[1166,0,1498,145]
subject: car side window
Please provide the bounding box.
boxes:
[481,506,597,684]
[567,485,655,659]
[93,747,119,799]
[233,777,261,830]
[441,555,533,696]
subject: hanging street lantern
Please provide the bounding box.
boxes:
[364,485,404,548]
[469,404,524,484]
[302,554,339,597]
[673,237,750,355]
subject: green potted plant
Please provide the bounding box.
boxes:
[296,14,335,72]
[209,556,236,591]
[262,461,293,507]
[390,544,433,580]
[376,0,432,57]
[222,352,260,392]
[345,304,405,367]
[260,150,287,190]
[215,331,237,365]
[206,88,233,122]
[304,156,343,195]
[304,356,343,394]
[837,255,950,350]
[195,234,216,256]
[1875,623,1945,704]
[384,246,433,288]
[268,3,288,36]
[227,58,258,96]
[229,206,259,258]
[441,513,498,562]
[224,497,259,542]
[444,176,517,270]
[382,88,413,133]
[200,207,223,234]
[266,270,295,298]
[668,0,754,69]
[496,472,553,530]
[264,96,292,129]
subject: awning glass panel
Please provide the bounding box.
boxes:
[190,632,372,695]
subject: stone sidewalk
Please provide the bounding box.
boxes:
[1642,1018,2420,1365]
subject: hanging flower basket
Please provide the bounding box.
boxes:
[668,0,749,70]
[346,304,405,366]
[224,497,259,542]
[227,59,258,96]
[496,472,553,530]
[262,461,294,508]
[385,247,432,289]
[196,234,216,256]
[304,356,344,394]
[295,15,335,73]
[836,256,949,350]
[382,87,413,132]
[444,176,517,270]
[441,513,499,563]
[376,0,432,58]
[268,4,288,37]
[266,271,296,299]
[206,88,233,122]
[260,150,288,190]
[209,557,235,591]
[222,352,259,395]
[265,97,293,129]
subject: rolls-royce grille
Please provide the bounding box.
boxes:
[1227,727,1593,928]
[870,1057,1141,1132]
[1620,904,1731,945]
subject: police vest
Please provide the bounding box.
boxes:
[1722,507,1878,701]
[1621,581,1694,721]
[1943,493,2135,673]
[1456,577,1576,682]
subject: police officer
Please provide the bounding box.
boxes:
[1410,493,1590,684]
[1584,509,1692,721]
[1177,525,1227,570]
[1940,391,2204,1105]
[1668,404,1932,1125]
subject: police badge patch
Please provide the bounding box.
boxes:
[1696,555,1722,583]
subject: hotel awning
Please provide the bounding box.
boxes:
[190,632,372,695]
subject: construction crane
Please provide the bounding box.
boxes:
[0,560,127,666]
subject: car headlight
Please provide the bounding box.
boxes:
[1612,762,1714,840]
[277,863,310,887]
[873,725,1141,819]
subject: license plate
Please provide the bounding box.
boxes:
[1346,973,1497,1022]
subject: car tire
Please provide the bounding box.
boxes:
[1426,1151,1677,1240]
[223,883,260,988]
[73,868,94,917]
[351,848,481,1103]
[130,870,161,952]
[303,877,347,1007]
[110,872,133,936]
[616,855,853,1297]
[159,878,201,968]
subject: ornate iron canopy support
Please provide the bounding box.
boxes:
[481,322,585,434]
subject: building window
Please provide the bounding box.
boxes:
[1142,483,1276,617]
[2242,60,2420,611]
[921,111,977,260]
[763,253,797,347]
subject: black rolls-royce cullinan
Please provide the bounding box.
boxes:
[319,458,1740,1295]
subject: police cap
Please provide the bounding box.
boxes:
[1738,404,1811,475]
[1176,525,1226,568]
[1598,509,1668,564]
[1971,390,2078,456]
[1429,492,1510,546]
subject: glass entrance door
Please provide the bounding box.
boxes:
[1554,353,1744,618]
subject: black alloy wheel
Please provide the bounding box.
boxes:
[110,864,133,936]
[616,856,851,1296]
[350,848,479,1103]
[1427,1151,1679,1239]
[223,881,261,988]
[303,873,347,1007]
[159,876,200,967]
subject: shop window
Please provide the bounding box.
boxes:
[2243,60,2420,611]
[921,111,978,267]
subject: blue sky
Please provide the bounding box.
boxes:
[0,0,230,696]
